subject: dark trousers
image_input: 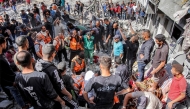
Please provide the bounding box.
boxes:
[57,48,68,62]
[95,40,105,51]
[126,58,136,75]
[5,86,25,107]
[6,37,13,46]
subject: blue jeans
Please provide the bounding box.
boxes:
[5,86,25,107]
[137,62,146,82]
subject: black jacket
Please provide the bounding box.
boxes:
[0,54,15,86]
[35,59,65,96]
[125,40,139,59]
[17,71,58,109]
[105,23,113,38]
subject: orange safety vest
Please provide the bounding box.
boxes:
[73,59,85,73]
[54,38,60,51]
[70,37,82,50]
[114,95,119,104]
[72,75,84,94]
[39,32,52,44]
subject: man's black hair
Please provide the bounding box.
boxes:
[155,34,166,42]
[94,70,101,76]
[67,22,73,27]
[104,18,109,21]
[0,37,5,45]
[16,51,32,67]
[78,52,85,59]
[143,29,151,37]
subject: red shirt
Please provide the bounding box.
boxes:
[168,76,187,100]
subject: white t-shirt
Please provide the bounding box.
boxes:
[133,6,137,12]
[132,91,163,109]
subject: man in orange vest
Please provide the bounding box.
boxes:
[69,29,83,67]
[36,26,52,44]
[71,52,85,75]
[53,33,69,62]
[34,34,45,59]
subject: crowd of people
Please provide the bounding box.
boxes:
[0,0,190,109]
[101,1,146,25]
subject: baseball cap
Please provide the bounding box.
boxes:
[113,35,120,39]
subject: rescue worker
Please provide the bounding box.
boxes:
[71,52,85,75]
[34,33,45,59]
[71,72,85,107]
[69,29,83,67]
[53,33,69,62]
[36,25,52,44]
[83,32,94,64]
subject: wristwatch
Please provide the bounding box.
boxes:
[122,106,126,109]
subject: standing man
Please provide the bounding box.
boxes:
[136,29,155,82]
[119,27,139,75]
[95,21,105,52]
[53,18,65,37]
[37,26,52,44]
[14,35,29,71]
[0,37,26,108]
[83,32,95,64]
[113,35,123,59]
[35,44,78,109]
[113,22,121,39]
[104,18,113,52]
[83,56,121,109]
[20,10,29,26]
[151,34,169,89]
[27,9,36,28]
[20,25,36,59]
[69,30,83,66]
[16,51,66,108]
[53,33,69,62]
[65,2,70,14]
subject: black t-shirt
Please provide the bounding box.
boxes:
[61,75,75,92]
[84,75,121,108]
[106,23,113,38]
[125,40,139,59]
[17,71,58,108]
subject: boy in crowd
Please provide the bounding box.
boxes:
[166,64,187,109]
